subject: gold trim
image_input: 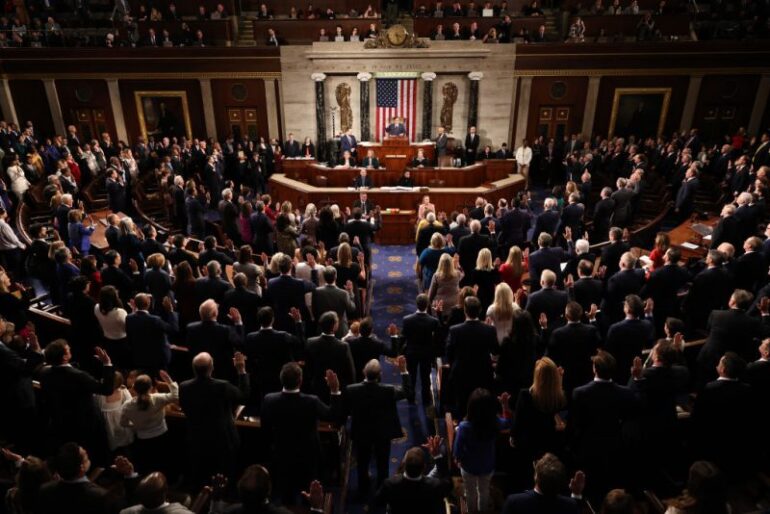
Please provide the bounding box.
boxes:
[608,87,671,139]
[134,90,193,141]
[514,67,768,77]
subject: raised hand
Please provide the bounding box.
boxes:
[162,296,174,313]
[233,352,247,374]
[498,391,511,410]
[569,470,586,496]
[565,274,574,288]
[631,356,644,380]
[644,297,654,315]
[228,307,242,324]
[158,370,173,384]
[128,258,139,273]
[345,280,354,292]
[289,307,302,323]
[94,346,112,366]
[588,304,598,320]
[325,369,340,393]
[538,312,548,329]
[396,355,407,373]
[421,435,443,458]
[112,455,135,477]
[301,480,324,510]
[387,323,399,336]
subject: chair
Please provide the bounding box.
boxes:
[313,175,328,187]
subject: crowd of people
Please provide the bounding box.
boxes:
[0,113,768,514]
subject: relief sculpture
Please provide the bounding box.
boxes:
[335,82,353,134]
[440,82,458,132]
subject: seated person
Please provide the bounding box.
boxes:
[353,192,375,216]
[385,116,407,137]
[412,148,430,167]
[353,168,373,189]
[478,145,496,160]
[334,25,345,41]
[338,150,356,168]
[361,149,381,169]
[432,24,446,40]
[318,28,329,42]
[398,170,415,187]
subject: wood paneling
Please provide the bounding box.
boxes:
[527,76,588,141]
[593,75,689,138]
[118,79,205,142]
[693,75,759,142]
[9,80,54,137]
[210,79,270,140]
[56,79,116,142]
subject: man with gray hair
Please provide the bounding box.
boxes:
[219,187,240,243]
[528,232,573,292]
[710,203,740,250]
[592,186,615,241]
[194,260,233,305]
[531,197,560,245]
[186,299,244,383]
[457,219,496,285]
[601,251,645,325]
[311,266,357,338]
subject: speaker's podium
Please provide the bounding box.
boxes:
[358,137,435,175]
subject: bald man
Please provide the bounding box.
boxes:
[185,299,244,383]
[340,356,411,495]
[179,351,249,488]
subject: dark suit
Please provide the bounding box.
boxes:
[126,310,178,373]
[675,177,699,218]
[457,232,497,285]
[265,275,314,331]
[528,246,570,291]
[734,250,766,292]
[0,342,41,450]
[697,309,769,382]
[353,198,375,217]
[569,277,603,314]
[605,317,655,383]
[353,175,374,188]
[532,209,560,242]
[502,490,580,514]
[400,311,440,403]
[525,287,568,329]
[375,456,451,514]
[547,322,600,395]
[199,248,234,268]
[498,208,531,251]
[641,263,690,334]
[283,139,301,157]
[311,284,356,337]
[261,391,338,502]
[560,203,584,235]
[446,319,497,415]
[683,266,733,331]
[179,372,250,485]
[435,133,448,156]
[600,241,630,278]
[39,363,115,464]
[361,156,381,169]
[250,211,275,254]
[222,286,263,334]
[600,268,645,325]
[386,123,406,137]
[186,320,244,383]
[194,275,233,306]
[343,374,411,491]
[36,480,118,514]
[243,325,304,399]
[340,134,358,155]
[348,335,396,382]
[304,334,355,400]
[465,133,480,164]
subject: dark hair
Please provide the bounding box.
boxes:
[280,362,303,390]
[134,375,153,411]
[600,489,635,514]
[173,234,185,248]
[204,236,216,249]
[359,317,373,337]
[16,456,51,512]
[44,339,69,365]
[104,250,119,266]
[29,223,45,239]
[257,306,274,328]
[415,293,429,311]
[578,259,594,277]
[592,349,616,380]
[70,275,89,294]
[98,286,123,314]
[463,296,482,319]
[174,261,194,284]
[403,447,425,479]
[465,388,499,441]
[665,317,686,337]
[720,352,745,379]
[238,465,272,510]
[319,311,338,333]
[565,301,583,322]
[238,245,253,264]
[55,442,84,481]
[673,461,728,514]
[624,294,644,318]
[653,339,678,367]
[278,254,292,274]
[534,453,566,498]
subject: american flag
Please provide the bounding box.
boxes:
[375,78,417,142]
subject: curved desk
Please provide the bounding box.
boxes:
[269,173,526,244]
[282,159,515,188]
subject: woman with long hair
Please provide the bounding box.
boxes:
[334,243,366,314]
[275,208,299,255]
[96,371,133,452]
[172,261,197,327]
[512,357,566,462]
[649,232,670,270]
[79,255,102,300]
[94,285,129,369]
[239,201,253,245]
[300,203,319,246]
[5,456,52,514]
[144,252,172,305]
[498,245,527,294]
[447,286,477,328]
[471,248,499,312]
[428,253,463,315]
[453,388,512,513]
[118,217,145,272]
[233,245,263,294]
[418,232,454,291]
[665,461,729,514]
[486,283,520,344]
[496,310,539,398]
[317,206,341,250]
[120,370,179,475]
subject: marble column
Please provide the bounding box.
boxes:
[749,74,770,137]
[467,72,483,129]
[421,72,436,141]
[581,76,602,139]
[198,78,218,140]
[42,79,66,136]
[311,73,327,159]
[679,74,703,133]
[0,79,18,126]
[357,72,372,142]
[106,79,128,143]
[264,78,280,139]
[514,77,533,148]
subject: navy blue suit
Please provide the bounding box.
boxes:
[126,310,179,372]
[528,246,571,291]
[265,274,314,332]
[605,317,655,383]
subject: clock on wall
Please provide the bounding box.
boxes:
[386,25,408,47]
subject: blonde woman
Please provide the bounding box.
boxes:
[470,248,499,311]
[512,357,566,461]
[418,232,454,291]
[266,252,287,280]
[428,253,463,314]
[498,246,527,295]
[486,283,520,344]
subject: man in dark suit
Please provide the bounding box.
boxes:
[692,352,754,474]
[601,252,644,325]
[464,126,480,164]
[526,269,569,330]
[531,197,561,244]
[223,273,263,334]
[340,129,358,157]
[194,260,233,306]
[39,340,115,465]
[641,247,690,335]
[361,149,381,169]
[311,266,357,337]
[250,201,275,255]
[502,453,585,514]
[600,227,630,279]
[125,293,178,376]
[375,435,451,514]
[745,338,770,394]
[198,236,235,268]
[348,317,397,382]
[735,236,766,292]
[752,131,770,168]
[457,220,497,286]
[261,362,340,504]
[435,126,448,157]
[605,294,655,383]
[683,250,733,332]
[179,351,250,488]
[168,235,199,274]
[304,311,356,400]
[697,289,770,384]
[101,250,141,303]
[385,117,407,137]
[0,331,43,452]
[55,194,73,245]
[353,192,375,218]
[547,302,601,396]
[568,259,603,314]
[352,168,374,189]
[569,350,637,496]
[674,167,700,220]
[560,193,585,236]
[393,294,441,405]
[265,255,314,331]
[186,299,244,384]
[341,356,411,495]
[283,133,301,157]
[446,296,497,416]
[591,187,615,242]
[528,232,571,292]
[498,196,531,253]
[344,208,376,262]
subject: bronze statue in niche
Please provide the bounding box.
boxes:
[335,83,353,133]
[440,82,458,133]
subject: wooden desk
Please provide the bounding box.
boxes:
[359,139,435,175]
[282,159,512,187]
[268,173,526,244]
[666,215,719,260]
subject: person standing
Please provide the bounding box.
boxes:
[514,139,532,182]
[465,126,480,165]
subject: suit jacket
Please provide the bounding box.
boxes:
[344,219,376,248]
[186,320,244,382]
[375,456,451,514]
[734,250,766,292]
[343,374,411,442]
[547,322,600,394]
[641,263,690,319]
[559,203,584,234]
[340,134,358,154]
[531,209,560,241]
[675,177,699,214]
[37,480,116,514]
[465,134,480,155]
[265,275,314,331]
[401,311,440,358]
[360,156,380,169]
[194,276,233,305]
[179,373,250,455]
[353,198,375,216]
[348,335,396,382]
[435,133,448,156]
[457,233,497,279]
[525,288,568,328]
[527,246,570,291]
[126,310,178,370]
[386,123,406,136]
[0,342,41,412]
[353,175,373,189]
[592,197,615,240]
[283,140,301,157]
[498,208,531,248]
[311,285,356,337]
[446,320,497,392]
[502,490,580,514]
[698,309,769,375]
[601,268,645,324]
[249,211,275,254]
[629,364,689,436]
[683,266,733,330]
[605,317,655,383]
[692,378,753,466]
[304,334,356,398]
[222,286,263,334]
[244,323,304,396]
[569,277,603,314]
[600,241,630,278]
[745,359,770,394]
